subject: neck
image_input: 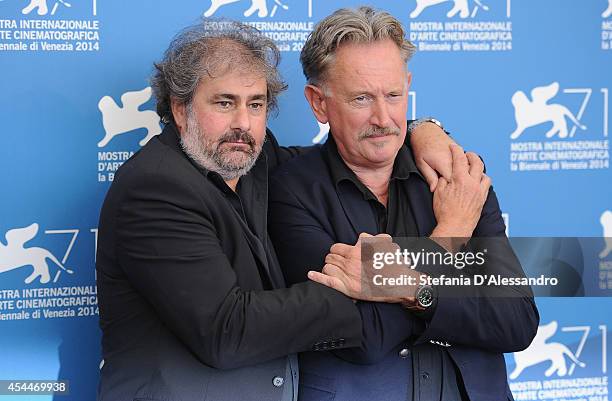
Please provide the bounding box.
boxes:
[343,159,393,206]
[225,178,239,192]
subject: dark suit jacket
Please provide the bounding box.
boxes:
[95,124,362,401]
[268,138,540,401]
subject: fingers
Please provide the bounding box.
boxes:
[436,177,449,192]
[307,270,344,292]
[416,159,440,192]
[325,253,345,267]
[466,152,484,180]
[480,173,492,201]
[433,153,453,183]
[356,232,391,248]
[450,144,469,180]
[329,242,353,257]
[356,232,374,248]
[481,173,491,186]
[330,235,393,262]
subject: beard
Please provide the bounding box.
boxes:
[180,105,264,181]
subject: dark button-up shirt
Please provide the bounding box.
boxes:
[325,136,468,401]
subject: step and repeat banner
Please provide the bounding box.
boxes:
[0,0,611,400]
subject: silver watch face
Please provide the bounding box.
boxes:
[417,286,434,308]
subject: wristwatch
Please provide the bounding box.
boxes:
[407,117,444,133]
[415,284,435,309]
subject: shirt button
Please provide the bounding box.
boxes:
[273,376,284,387]
[399,348,410,358]
[422,372,430,380]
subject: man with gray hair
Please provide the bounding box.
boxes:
[96,16,467,401]
[269,6,538,401]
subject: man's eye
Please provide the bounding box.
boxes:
[217,101,232,108]
[250,102,264,110]
[353,95,370,104]
[387,93,403,101]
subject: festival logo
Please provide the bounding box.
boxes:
[510,321,586,379]
[603,0,612,50]
[407,0,512,52]
[508,83,609,172]
[510,82,587,140]
[599,210,612,291]
[600,211,612,259]
[97,87,161,148]
[22,0,73,16]
[204,0,290,18]
[604,0,612,18]
[0,222,98,321]
[410,0,490,19]
[0,223,73,284]
[0,0,100,53]
[202,0,314,52]
[312,121,329,144]
[96,87,160,183]
[508,320,609,401]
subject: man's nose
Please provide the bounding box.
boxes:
[370,98,392,128]
[230,105,251,132]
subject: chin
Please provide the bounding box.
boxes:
[364,143,400,162]
[226,152,253,164]
[365,153,396,165]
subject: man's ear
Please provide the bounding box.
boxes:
[304,84,329,125]
[170,98,187,134]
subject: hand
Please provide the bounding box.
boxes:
[307,233,421,304]
[431,144,491,241]
[409,122,455,192]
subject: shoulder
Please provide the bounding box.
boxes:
[270,144,326,184]
[115,136,197,185]
[104,136,212,212]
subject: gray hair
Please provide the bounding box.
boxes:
[300,6,416,85]
[152,19,287,123]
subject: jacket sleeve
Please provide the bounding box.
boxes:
[268,174,423,364]
[110,168,362,370]
[412,187,540,353]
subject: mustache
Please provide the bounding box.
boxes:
[358,126,401,140]
[218,130,256,150]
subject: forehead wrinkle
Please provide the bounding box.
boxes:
[334,69,406,99]
[200,69,267,94]
[327,51,406,98]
